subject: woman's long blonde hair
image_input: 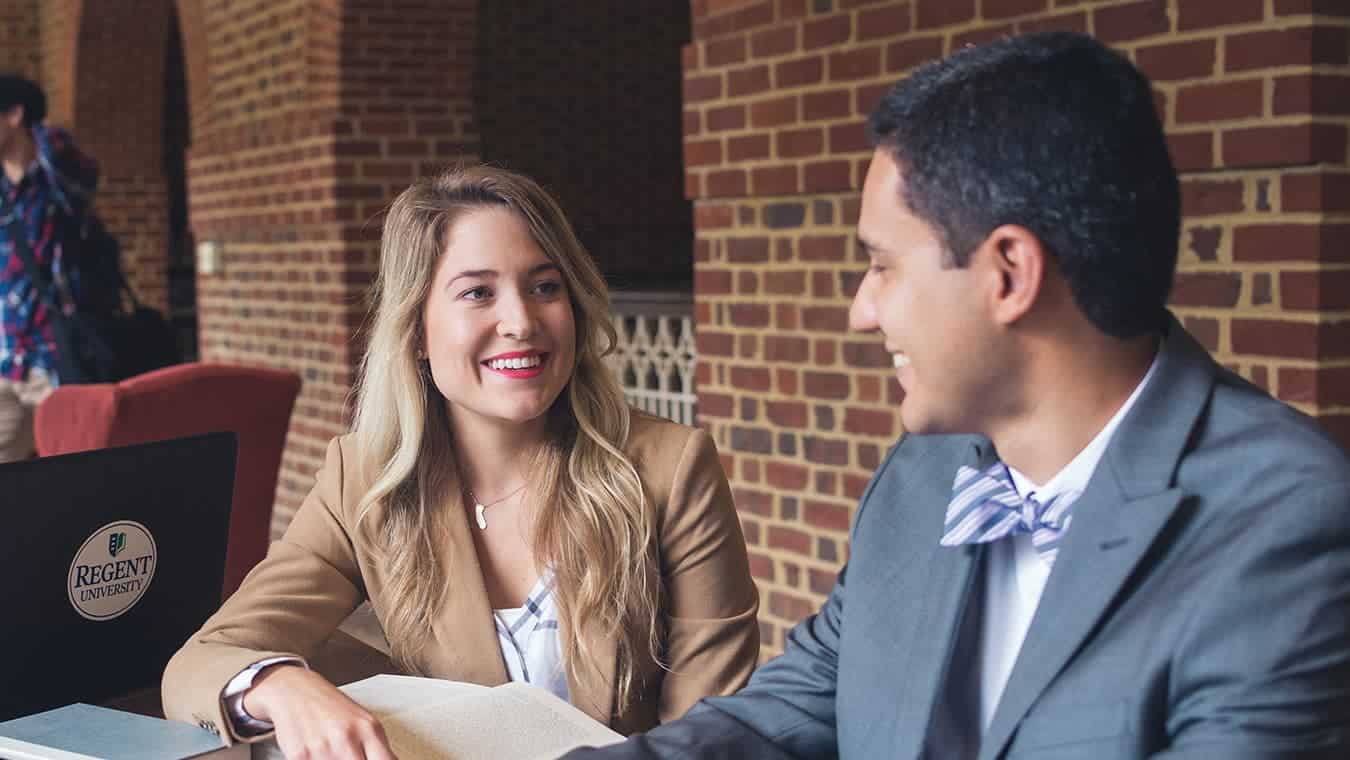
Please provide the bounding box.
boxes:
[350,166,660,712]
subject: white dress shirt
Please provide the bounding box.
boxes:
[976,353,1160,732]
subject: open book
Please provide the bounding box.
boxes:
[252,674,623,760]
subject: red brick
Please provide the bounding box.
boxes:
[805,500,852,531]
[1170,271,1243,308]
[1177,0,1265,31]
[699,391,735,418]
[752,25,798,57]
[812,271,835,298]
[858,4,913,40]
[844,407,895,436]
[1168,131,1215,171]
[696,269,734,295]
[1177,79,1264,124]
[845,473,873,500]
[829,46,882,81]
[1233,224,1319,262]
[734,487,773,518]
[1282,270,1350,311]
[917,0,975,28]
[804,90,853,120]
[765,270,807,295]
[983,0,1047,18]
[801,235,848,261]
[815,339,837,365]
[1273,75,1350,117]
[768,589,816,619]
[805,436,849,465]
[804,15,852,50]
[682,42,700,70]
[731,365,774,391]
[704,104,745,132]
[776,55,824,87]
[1283,172,1350,214]
[728,64,772,96]
[953,24,1014,49]
[843,341,891,368]
[767,461,810,490]
[1016,11,1086,34]
[707,168,749,196]
[753,165,799,195]
[1281,366,1350,406]
[728,1,775,33]
[766,399,809,427]
[1094,0,1171,44]
[856,83,891,115]
[809,568,837,595]
[1136,39,1217,82]
[707,35,748,67]
[830,121,869,154]
[739,269,761,294]
[1275,0,1350,16]
[1182,179,1244,216]
[1226,25,1350,72]
[751,95,799,128]
[804,160,852,192]
[696,204,735,229]
[1184,316,1220,353]
[1223,124,1347,168]
[686,138,723,167]
[804,371,851,399]
[684,109,702,137]
[886,35,944,72]
[729,134,771,161]
[747,551,774,581]
[684,74,723,103]
[778,127,825,158]
[727,238,771,265]
[1232,318,1320,359]
[765,335,810,363]
[767,528,813,557]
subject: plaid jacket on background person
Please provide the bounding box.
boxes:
[0,123,98,384]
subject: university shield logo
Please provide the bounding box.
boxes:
[108,532,126,557]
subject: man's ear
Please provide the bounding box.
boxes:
[980,224,1046,327]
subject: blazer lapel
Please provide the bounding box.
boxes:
[888,440,989,760]
[978,316,1217,760]
[422,468,509,686]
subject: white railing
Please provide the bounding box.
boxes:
[607,291,697,426]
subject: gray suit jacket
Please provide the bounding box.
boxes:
[567,319,1350,759]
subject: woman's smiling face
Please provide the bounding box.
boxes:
[422,206,577,431]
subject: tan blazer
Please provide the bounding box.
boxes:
[162,413,760,743]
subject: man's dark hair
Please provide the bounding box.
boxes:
[867,32,1179,339]
[0,74,48,126]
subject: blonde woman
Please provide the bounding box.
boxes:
[162,167,760,759]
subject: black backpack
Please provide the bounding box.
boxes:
[4,212,180,384]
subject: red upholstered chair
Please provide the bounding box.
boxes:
[34,362,302,599]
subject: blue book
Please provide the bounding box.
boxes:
[0,703,245,760]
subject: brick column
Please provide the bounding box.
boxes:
[684,0,1350,654]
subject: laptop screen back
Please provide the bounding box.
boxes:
[0,432,237,720]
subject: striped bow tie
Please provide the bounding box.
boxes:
[940,462,1079,565]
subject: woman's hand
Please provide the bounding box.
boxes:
[244,664,398,760]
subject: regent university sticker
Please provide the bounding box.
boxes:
[67,520,157,621]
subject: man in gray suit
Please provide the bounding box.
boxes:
[565,31,1350,760]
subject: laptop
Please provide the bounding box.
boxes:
[0,432,237,721]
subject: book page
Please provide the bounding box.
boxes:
[253,676,621,760]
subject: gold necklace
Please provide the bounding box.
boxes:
[466,484,525,530]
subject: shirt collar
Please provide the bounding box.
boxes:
[1007,343,1162,502]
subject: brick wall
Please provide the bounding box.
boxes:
[0,0,41,79]
[684,0,1350,655]
[476,1,693,291]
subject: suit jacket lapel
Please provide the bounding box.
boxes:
[423,467,509,686]
[888,439,990,759]
[978,316,1216,760]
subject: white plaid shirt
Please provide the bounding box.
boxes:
[494,569,568,701]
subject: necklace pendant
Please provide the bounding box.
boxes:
[475,503,488,530]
